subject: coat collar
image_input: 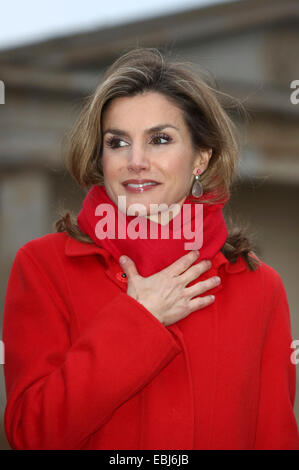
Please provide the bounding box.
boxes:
[65,235,112,266]
[64,234,247,274]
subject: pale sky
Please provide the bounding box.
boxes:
[0,0,234,50]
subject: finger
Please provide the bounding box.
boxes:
[166,250,199,277]
[188,294,215,313]
[184,275,221,298]
[119,256,139,278]
[179,259,212,286]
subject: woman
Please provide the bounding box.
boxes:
[3,48,299,450]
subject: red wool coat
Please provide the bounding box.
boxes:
[2,232,299,450]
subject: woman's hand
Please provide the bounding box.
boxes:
[119,251,221,327]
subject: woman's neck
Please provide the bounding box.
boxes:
[145,195,186,225]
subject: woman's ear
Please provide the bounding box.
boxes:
[194,148,213,174]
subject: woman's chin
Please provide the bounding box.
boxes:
[124,195,166,210]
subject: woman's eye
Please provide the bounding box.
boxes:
[105,133,172,149]
[151,133,172,145]
[115,140,127,147]
[105,137,127,149]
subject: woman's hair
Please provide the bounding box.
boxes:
[55,47,261,271]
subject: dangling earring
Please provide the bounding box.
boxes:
[191,169,203,198]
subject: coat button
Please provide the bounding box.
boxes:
[116,271,127,282]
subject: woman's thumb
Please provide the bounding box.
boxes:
[119,255,138,277]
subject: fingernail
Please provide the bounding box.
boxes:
[202,259,211,267]
[119,256,128,264]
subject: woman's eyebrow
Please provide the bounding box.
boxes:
[103,124,179,137]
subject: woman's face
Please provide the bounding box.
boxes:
[101,91,211,222]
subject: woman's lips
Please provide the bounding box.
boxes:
[123,183,161,193]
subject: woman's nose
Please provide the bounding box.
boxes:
[127,150,150,172]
